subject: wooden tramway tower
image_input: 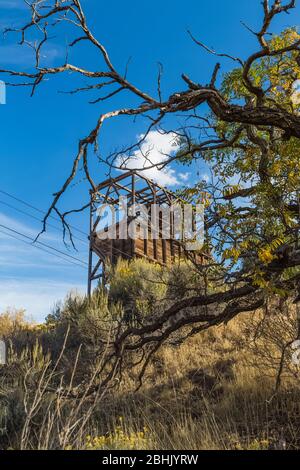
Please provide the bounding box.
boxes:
[87,170,208,295]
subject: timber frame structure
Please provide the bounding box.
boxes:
[87,170,207,295]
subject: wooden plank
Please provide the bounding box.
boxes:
[148,239,154,259]
[165,240,172,265]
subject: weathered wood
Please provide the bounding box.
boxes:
[88,170,207,292]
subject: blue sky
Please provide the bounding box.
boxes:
[0,0,299,321]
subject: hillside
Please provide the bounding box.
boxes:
[0,259,299,450]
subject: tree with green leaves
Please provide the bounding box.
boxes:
[1,0,300,391]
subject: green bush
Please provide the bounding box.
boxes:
[109,259,167,324]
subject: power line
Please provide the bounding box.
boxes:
[0,189,88,237]
[0,188,142,268]
[0,211,129,275]
[0,223,88,267]
[0,228,87,270]
[0,188,143,262]
[0,199,88,246]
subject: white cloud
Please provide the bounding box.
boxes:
[178,172,190,182]
[202,173,210,183]
[118,130,189,187]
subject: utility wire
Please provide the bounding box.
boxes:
[0,228,87,270]
[0,189,88,237]
[0,199,88,246]
[0,188,154,266]
[0,189,142,261]
[0,223,88,267]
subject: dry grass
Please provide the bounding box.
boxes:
[86,311,300,450]
[1,283,300,449]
